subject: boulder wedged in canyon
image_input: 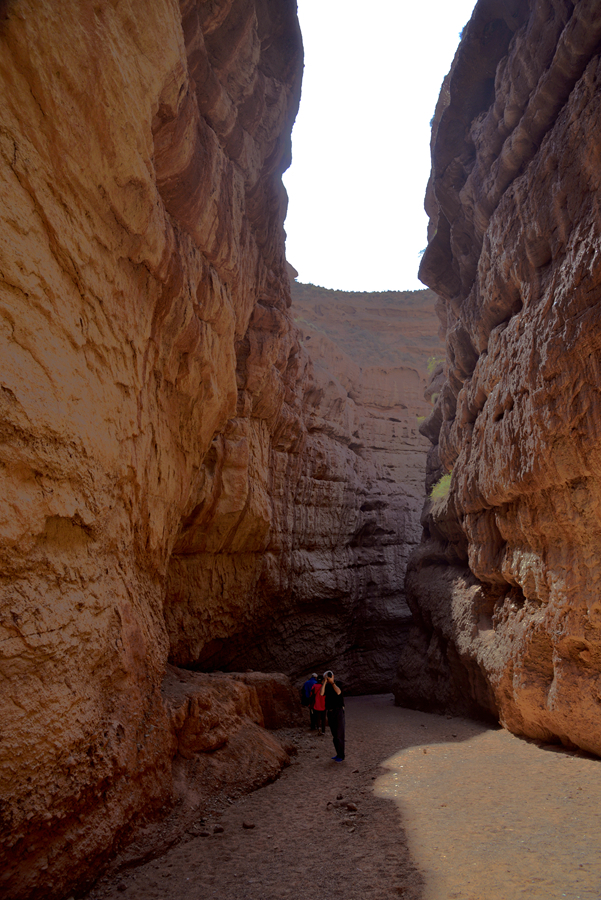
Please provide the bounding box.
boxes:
[0,1,303,897]
[164,282,444,693]
[395,0,601,751]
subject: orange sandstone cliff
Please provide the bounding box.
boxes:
[0,1,303,897]
[396,0,601,753]
[0,2,442,897]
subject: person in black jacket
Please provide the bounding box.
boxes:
[321,671,345,761]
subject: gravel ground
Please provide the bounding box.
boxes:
[85,694,601,900]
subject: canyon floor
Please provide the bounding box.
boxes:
[85,695,601,900]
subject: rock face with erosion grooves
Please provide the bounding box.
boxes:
[395,0,601,753]
[0,2,443,897]
[0,1,302,897]
[165,281,444,693]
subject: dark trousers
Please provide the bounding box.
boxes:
[309,706,317,729]
[327,707,345,759]
[314,709,326,733]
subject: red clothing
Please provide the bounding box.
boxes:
[311,683,325,711]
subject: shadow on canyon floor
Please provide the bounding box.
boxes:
[84,695,601,900]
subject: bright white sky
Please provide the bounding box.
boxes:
[283,0,477,292]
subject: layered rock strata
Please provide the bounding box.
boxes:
[290,283,445,690]
[165,282,444,693]
[0,1,302,897]
[395,0,601,754]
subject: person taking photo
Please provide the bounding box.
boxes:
[321,671,345,761]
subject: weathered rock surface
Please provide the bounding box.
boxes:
[0,0,302,896]
[0,1,444,896]
[165,282,444,692]
[91,668,300,895]
[395,0,601,753]
[163,667,298,819]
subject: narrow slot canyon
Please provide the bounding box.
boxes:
[3,1,601,899]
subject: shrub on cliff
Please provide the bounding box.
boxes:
[430,473,451,501]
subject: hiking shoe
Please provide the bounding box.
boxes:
[331,755,344,762]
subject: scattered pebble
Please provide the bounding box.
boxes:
[80,699,437,900]
[82,699,601,900]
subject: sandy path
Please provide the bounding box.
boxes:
[86,695,601,900]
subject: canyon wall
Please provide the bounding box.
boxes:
[0,1,303,897]
[0,1,443,896]
[164,281,443,694]
[395,0,601,753]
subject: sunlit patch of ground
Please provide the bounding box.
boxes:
[376,724,601,900]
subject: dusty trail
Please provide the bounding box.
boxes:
[86,695,601,900]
